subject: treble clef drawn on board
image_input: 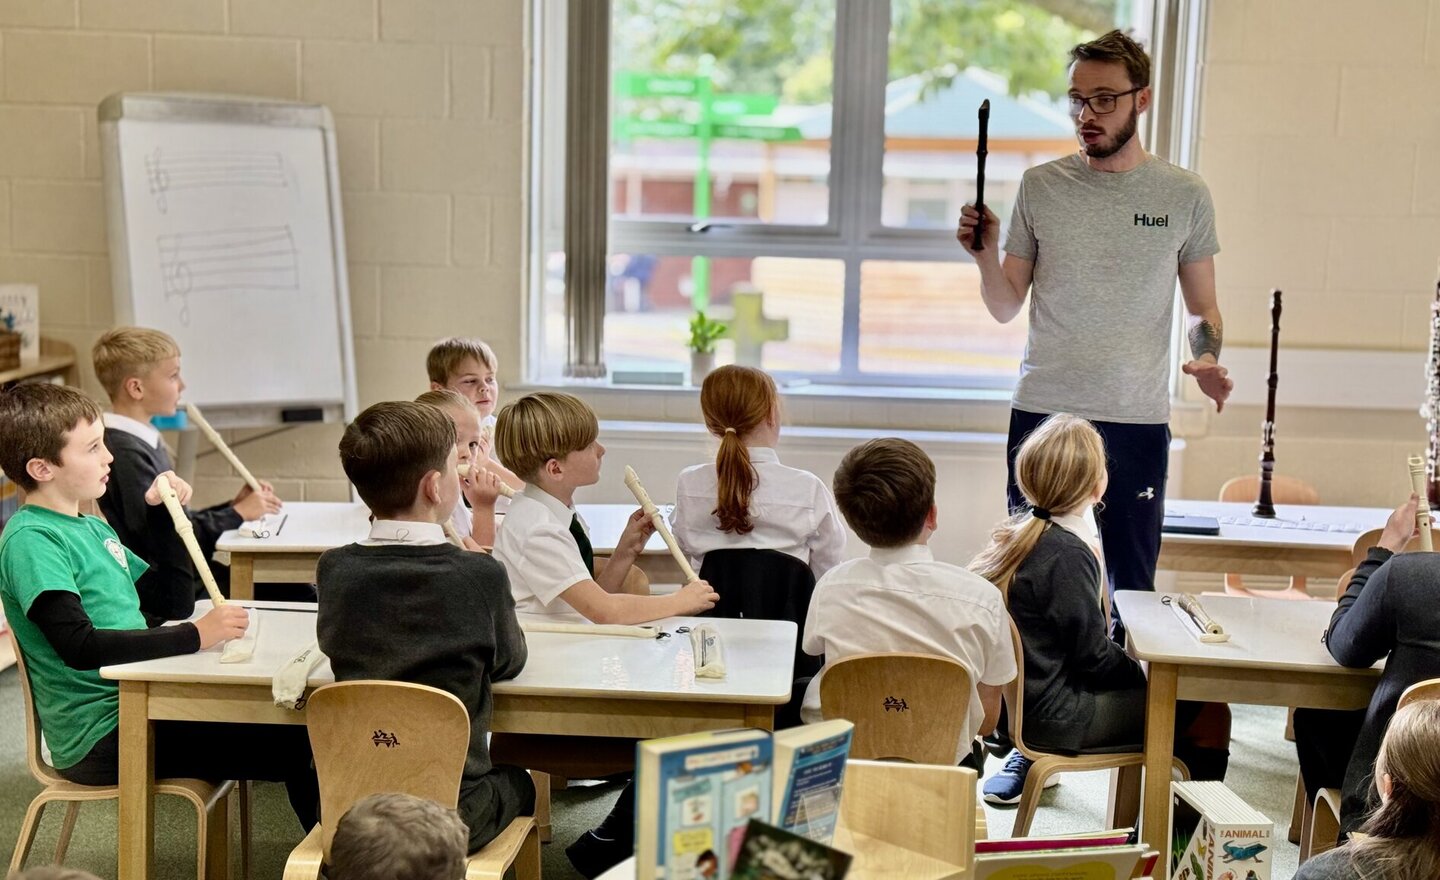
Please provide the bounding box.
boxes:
[145,147,288,214]
[158,225,300,326]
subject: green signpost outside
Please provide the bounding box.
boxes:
[614,70,802,310]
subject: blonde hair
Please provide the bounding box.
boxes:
[968,414,1106,597]
[1346,700,1440,878]
[414,388,474,418]
[92,326,180,398]
[426,337,497,385]
[329,792,467,880]
[699,365,779,535]
[494,392,598,481]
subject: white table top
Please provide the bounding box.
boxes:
[215,500,669,555]
[1162,500,1391,551]
[100,603,795,704]
[1115,591,1383,676]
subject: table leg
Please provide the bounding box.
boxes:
[118,681,154,880]
[230,554,254,602]
[1141,663,1179,866]
[744,704,774,732]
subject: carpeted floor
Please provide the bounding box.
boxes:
[0,667,1305,878]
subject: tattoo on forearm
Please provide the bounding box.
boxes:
[1189,319,1222,360]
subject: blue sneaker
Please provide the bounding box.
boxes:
[982,749,1059,804]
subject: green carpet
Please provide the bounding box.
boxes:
[0,667,1305,878]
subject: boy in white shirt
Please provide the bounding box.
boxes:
[802,438,1016,771]
[492,391,718,624]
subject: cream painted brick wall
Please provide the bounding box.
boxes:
[0,0,527,506]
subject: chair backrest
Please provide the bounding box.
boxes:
[838,759,976,871]
[1002,618,1044,760]
[1334,567,1356,602]
[305,680,472,862]
[1219,474,1320,506]
[1351,529,1440,567]
[1398,677,1440,709]
[818,653,971,765]
[593,556,650,595]
[8,627,65,786]
[699,548,820,677]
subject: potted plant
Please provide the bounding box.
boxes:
[687,310,727,385]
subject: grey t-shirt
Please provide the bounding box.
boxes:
[1004,152,1219,424]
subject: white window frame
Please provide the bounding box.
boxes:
[527,0,1208,391]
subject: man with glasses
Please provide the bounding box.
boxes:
[957,29,1232,803]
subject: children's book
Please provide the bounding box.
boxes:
[731,819,852,880]
[0,284,39,365]
[973,842,1146,880]
[976,828,1134,855]
[770,720,853,845]
[1168,781,1273,880]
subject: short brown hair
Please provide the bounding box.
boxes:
[0,384,103,492]
[92,326,180,399]
[426,337,497,385]
[339,401,456,518]
[329,792,467,880]
[832,438,936,548]
[1070,29,1151,88]
[494,392,598,481]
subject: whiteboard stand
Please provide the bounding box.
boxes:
[99,93,358,429]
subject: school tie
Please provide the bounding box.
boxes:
[570,513,595,577]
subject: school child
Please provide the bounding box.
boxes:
[318,400,533,851]
[491,391,718,624]
[969,413,1230,804]
[670,365,845,579]
[426,337,523,492]
[802,438,1016,771]
[329,793,470,880]
[91,327,282,619]
[415,389,504,547]
[0,383,316,826]
[1293,700,1440,880]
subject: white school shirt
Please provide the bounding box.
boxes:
[481,413,511,514]
[358,519,448,546]
[103,412,161,449]
[800,544,1017,763]
[670,447,846,580]
[493,486,592,623]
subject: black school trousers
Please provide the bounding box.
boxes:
[1007,408,1170,641]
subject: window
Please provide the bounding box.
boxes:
[530,0,1190,389]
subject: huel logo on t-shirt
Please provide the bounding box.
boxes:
[1133,213,1169,227]
[104,537,129,571]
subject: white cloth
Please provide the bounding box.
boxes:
[103,412,161,449]
[670,447,846,580]
[800,543,1017,763]
[448,501,474,541]
[359,519,448,547]
[493,487,591,623]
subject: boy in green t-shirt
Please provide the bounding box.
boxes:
[0,383,317,827]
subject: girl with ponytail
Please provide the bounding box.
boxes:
[970,414,1231,804]
[671,365,845,580]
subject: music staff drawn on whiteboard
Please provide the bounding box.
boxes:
[146,147,289,213]
[158,226,300,325]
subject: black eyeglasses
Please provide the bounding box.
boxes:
[1068,87,1142,116]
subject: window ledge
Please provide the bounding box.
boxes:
[512,378,1016,404]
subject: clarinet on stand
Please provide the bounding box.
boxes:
[1253,290,1282,518]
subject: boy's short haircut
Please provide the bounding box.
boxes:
[415,388,475,415]
[0,384,103,492]
[339,401,456,518]
[494,392,598,481]
[832,438,936,548]
[426,337,497,385]
[329,792,467,880]
[92,326,180,399]
[13,868,105,880]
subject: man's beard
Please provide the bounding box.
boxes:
[1082,106,1138,159]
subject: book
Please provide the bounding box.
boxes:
[1168,781,1273,880]
[1162,515,1221,536]
[637,728,774,880]
[973,842,1146,880]
[731,819,852,880]
[770,720,853,845]
[0,284,39,366]
[976,828,1134,854]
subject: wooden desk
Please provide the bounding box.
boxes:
[100,605,794,880]
[217,501,679,600]
[1160,501,1390,578]
[1115,592,1380,867]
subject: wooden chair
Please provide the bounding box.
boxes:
[283,680,539,880]
[837,760,977,876]
[1398,676,1440,709]
[1351,527,1440,567]
[7,630,243,878]
[1218,475,1320,599]
[1003,620,1186,837]
[818,653,972,765]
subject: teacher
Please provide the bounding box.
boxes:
[957,29,1232,631]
